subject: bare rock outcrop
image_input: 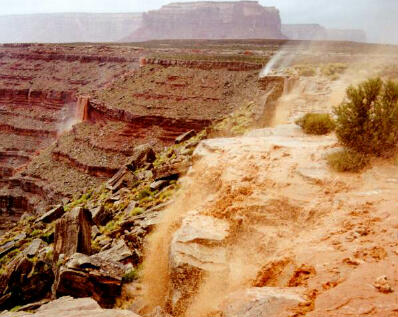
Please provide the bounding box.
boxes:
[0,296,140,317]
[218,287,306,317]
[53,253,126,308]
[128,1,284,41]
[0,242,54,311]
[53,207,92,262]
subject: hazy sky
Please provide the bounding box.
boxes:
[0,0,397,44]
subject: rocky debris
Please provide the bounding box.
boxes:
[105,211,162,264]
[24,239,46,258]
[0,296,141,316]
[96,239,133,263]
[175,130,196,144]
[0,233,26,258]
[373,275,394,293]
[0,251,54,310]
[218,287,306,317]
[35,205,65,224]
[13,299,51,312]
[106,167,132,192]
[149,180,168,191]
[90,205,112,227]
[53,252,127,308]
[153,160,190,181]
[128,1,284,41]
[53,207,92,262]
[126,144,156,172]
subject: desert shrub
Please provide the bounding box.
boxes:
[327,149,369,172]
[295,65,316,77]
[321,63,347,79]
[334,78,398,155]
[122,268,138,283]
[295,113,335,135]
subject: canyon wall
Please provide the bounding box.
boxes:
[127,1,284,41]
[0,13,142,43]
[0,42,262,221]
[0,44,145,220]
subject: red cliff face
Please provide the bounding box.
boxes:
[0,44,144,218]
[127,1,285,41]
[0,42,264,218]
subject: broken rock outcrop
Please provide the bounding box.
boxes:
[54,253,126,308]
[53,207,92,262]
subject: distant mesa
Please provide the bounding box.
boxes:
[282,24,367,42]
[126,1,285,41]
[0,1,367,43]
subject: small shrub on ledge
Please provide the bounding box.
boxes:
[327,149,369,173]
[295,113,335,135]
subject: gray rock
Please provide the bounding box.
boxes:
[0,296,141,316]
[175,130,196,144]
[90,205,112,226]
[153,160,190,181]
[54,253,126,308]
[36,205,65,224]
[96,240,133,263]
[126,144,156,171]
[24,239,46,258]
[149,180,168,191]
[219,287,306,317]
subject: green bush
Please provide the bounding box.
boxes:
[295,113,335,135]
[334,78,398,155]
[122,268,138,283]
[327,149,369,172]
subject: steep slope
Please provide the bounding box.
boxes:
[0,43,144,221]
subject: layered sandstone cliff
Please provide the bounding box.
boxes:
[128,1,284,41]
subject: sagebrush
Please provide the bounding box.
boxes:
[295,113,335,135]
[334,78,398,155]
[327,149,369,172]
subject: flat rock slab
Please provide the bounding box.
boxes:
[0,296,140,317]
[170,212,230,271]
[219,287,306,317]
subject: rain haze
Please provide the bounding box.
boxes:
[0,0,397,44]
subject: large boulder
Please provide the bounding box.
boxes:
[53,207,92,263]
[35,205,65,224]
[0,246,54,310]
[175,130,196,144]
[0,296,141,316]
[53,253,126,308]
[126,144,156,171]
[153,160,191,181]
[90,205,112,227]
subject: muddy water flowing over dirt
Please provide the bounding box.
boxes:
[141,126,398,317]
[141,64,398,316]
